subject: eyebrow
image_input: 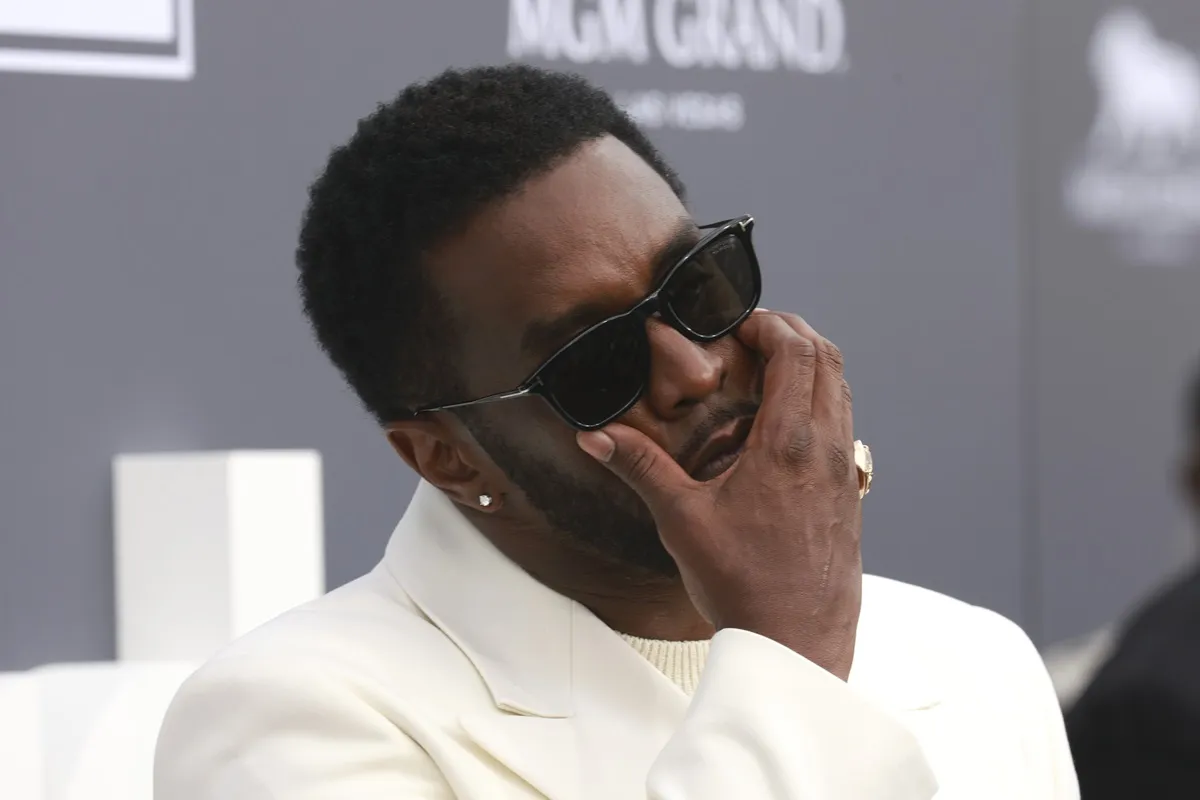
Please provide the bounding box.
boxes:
[519,218,701,358]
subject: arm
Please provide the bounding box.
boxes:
[649,605,1080,800]
[153,659,457,800]
[648,629,938,800]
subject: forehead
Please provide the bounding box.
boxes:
[429,136,690,385]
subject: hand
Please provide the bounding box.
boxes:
[577,311,863,680]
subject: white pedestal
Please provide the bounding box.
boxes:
[0,663,198,800]
[0,672,43,800]
[113,450,325,662]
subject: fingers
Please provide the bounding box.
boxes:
[739,311,855,473]
[765,311,855,447]
[577,423,696,515]
[734,313,818,461]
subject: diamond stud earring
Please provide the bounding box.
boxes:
[478,494,493,508]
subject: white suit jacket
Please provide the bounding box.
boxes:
[155,481,1078,799]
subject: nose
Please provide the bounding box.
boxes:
[643,317,725,418]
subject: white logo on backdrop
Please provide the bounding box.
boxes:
[1065,8,1200,266]
[507,0,847,132]
[0,0,194,80]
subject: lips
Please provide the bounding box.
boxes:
[688,416,754,482]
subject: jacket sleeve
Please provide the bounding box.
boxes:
[646,629,941,800]
[154,658,458,800]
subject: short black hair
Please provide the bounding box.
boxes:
[296,64,685,423]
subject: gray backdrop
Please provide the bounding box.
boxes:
[1,0,1193,670]
[1028,1,1200,644]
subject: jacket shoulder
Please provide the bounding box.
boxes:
[862,574,1019,632]
[859,574,1044,685]
[165,565,492,723]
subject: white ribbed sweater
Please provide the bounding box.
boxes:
[619,634,711,696]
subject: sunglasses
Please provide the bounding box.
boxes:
[407,215,762,430]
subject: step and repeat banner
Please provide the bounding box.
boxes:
[0,0,1125,669]
[492,0,1030,631]
[1029,2,1200,644]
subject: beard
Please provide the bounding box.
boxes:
[461,399,760,579]
[464,418,679,578]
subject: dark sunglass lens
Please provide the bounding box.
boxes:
[663,232,757,337]
[538,316,649,427]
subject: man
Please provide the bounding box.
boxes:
[1066,364,1200,798]
[155,65,1077,798]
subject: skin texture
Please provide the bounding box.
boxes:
[386,135,862,676]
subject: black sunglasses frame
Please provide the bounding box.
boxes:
[404,214,761,430]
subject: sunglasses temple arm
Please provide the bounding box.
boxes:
[426,385,538,413]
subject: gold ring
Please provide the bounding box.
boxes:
[854,440,873,499]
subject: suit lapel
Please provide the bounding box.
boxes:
[384,482,688,800]
[457,714,584,800]
[561,603,690,798]
[459,605,690,800]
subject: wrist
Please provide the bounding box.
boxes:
[715,619,856,681]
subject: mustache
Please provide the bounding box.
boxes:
[673,399,761,470]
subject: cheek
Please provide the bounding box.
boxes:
[489,397,602,474]
[613,403,671,450]
[497,402,647,509]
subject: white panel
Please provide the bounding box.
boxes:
[228,450,325,638]
[114,452,232,662]
[0,673,43,800]
[0,0,174,43]
[114,450,326,662]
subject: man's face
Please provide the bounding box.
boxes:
[427,136,763,576]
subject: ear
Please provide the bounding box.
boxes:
[385,418,494,509]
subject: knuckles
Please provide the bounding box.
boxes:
[775,425,817,468]
[780,334,817,361]
[820,338,845,374]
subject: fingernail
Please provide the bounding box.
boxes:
[577,431,615,462]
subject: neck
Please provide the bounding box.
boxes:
[567,578,716,641]
[470,512,715,642]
